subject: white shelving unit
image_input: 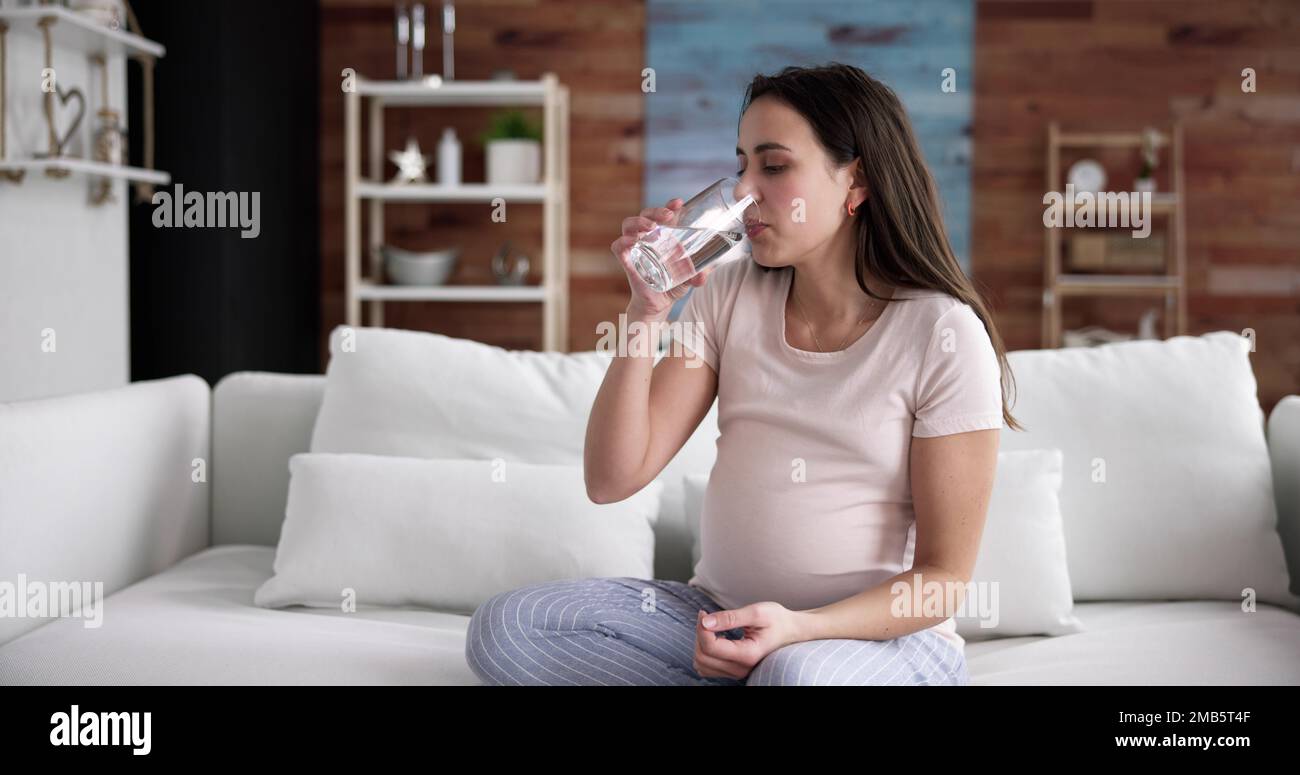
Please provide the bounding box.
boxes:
[0,157,168,184]
[343,73,570,351]
[0,6,164,58]
[356,181,547,202]
[1042,122,1186,348]
[0,7,169,186]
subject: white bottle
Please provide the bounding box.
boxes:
[438,127,461,186]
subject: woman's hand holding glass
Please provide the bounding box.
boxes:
[611,198,715,322]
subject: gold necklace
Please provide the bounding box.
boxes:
[792,277,881,353]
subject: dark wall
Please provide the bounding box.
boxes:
[129,0,321,384]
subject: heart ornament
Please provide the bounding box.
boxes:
[36,85,87,158]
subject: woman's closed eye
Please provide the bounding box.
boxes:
[735,165,787,176]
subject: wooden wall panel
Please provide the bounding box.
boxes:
[644,0,974,274]
[973,0,1300,415]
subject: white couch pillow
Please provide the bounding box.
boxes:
[308,326,717,584]
[684,448,1083,639]
[1002,331,1298,610]
[254,454,663,613]
[944,448,1082,639]
[684,473,708,570]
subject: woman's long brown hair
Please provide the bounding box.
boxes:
[741,63,1024,432]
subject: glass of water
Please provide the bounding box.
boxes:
[629,177,755,292]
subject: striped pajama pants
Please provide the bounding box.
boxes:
[465,575,969,686]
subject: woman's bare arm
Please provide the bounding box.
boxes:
[584,197,719,503]
[584,310,717,504]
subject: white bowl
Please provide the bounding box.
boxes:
[383,246,460,285]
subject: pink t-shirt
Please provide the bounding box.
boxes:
[669,256,1004,654]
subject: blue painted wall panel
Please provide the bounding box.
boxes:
[645,0,973,285]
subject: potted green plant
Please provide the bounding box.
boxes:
[1136,127,1159,194]
[480,109,543,185]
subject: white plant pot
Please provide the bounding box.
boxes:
[485,139,541,185]
[1135,177,1157,194]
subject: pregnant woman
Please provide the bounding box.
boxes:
[465,63,1023,686]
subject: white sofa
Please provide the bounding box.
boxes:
[2,329,1299,685]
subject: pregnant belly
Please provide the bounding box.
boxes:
[694,491,914,609]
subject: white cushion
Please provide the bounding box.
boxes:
[944,448,1082,639]
[1267,395,1300,596]
[1001,332,1298,609]
[0,374,210,647]
[0,546,481,685]
[308,326,717,583]
[966,600,1300,685]
[254,454,662,612]
[5,546,1297,685]
[213,372,326,547]
[683,473,708,569]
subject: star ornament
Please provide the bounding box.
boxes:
[388,137,432,184]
